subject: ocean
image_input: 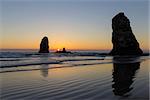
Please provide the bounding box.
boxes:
[0,49,110,71]
[0,49,149,99]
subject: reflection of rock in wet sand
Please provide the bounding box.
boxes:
[39,54,49,77]
[112,60,140,96]
[40,64,49,77]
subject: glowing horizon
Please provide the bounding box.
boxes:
[0,0,149,51]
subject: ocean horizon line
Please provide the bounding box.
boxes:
[0,48,111,51]
[0,48,149,52]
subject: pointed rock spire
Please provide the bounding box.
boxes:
[110,12,143,55]
[39,36,49,53]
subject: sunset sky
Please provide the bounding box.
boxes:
[0,0,149,50]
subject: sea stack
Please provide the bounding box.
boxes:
[39,36,49,53]
[56,48,71,53]
[109,12,143,55]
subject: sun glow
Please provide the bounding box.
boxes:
[57,49,60,51]
[1,1,149,51]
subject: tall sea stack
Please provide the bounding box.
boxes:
[39,36,49,53]
[110,12,143,55]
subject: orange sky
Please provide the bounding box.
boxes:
[1,1,149,51]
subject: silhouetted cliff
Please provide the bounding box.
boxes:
[39,36,49,53]
[110,12,143,55]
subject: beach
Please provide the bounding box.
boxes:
[1,0,149,99]
[0,54,149,100]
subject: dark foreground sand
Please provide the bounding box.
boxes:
[0,59,149,100]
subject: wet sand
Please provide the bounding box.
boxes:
[0,59,149,100]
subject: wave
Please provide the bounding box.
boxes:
[0,51,149,73]
[0,61,113,73]
[0,51,108,58]
[0,55,148,68]
[0,57,106,67]
[1,56,149,73]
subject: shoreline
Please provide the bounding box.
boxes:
[0,56,149,73]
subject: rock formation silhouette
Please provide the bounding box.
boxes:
[110,12,143,55]
[39,36,49,53]
[56,48,71,53]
